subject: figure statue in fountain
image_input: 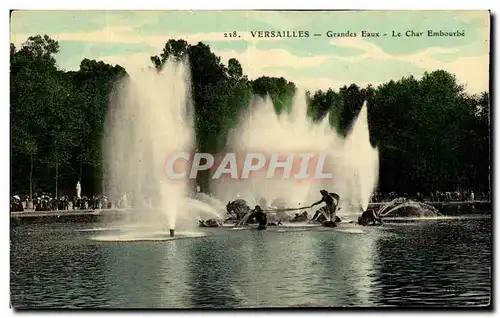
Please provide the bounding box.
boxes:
[232,203,283,228]
[253,205,268,230]
[357,209,383,226]
[310,190,341,227]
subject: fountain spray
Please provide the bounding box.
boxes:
[105,58,194,232]
[213,91,379,218]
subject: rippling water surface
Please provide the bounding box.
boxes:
[10,217,491,308]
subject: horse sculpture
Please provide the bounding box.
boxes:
[226,199,251,221]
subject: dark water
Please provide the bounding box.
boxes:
[10,217,491,308]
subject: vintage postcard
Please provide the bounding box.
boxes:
[10,10,491,309]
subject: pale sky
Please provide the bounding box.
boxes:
[10,10,490,94]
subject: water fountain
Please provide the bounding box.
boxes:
[343,104,379,213]
[378,198,441,218]
[101,62,379,233]
[102,57,223,239]
[210,91,379,226]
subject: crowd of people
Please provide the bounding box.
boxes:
[11,187,490,213]
[10,193,130,212]
[370,189,489,203]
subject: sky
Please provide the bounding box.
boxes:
[10,10,490,94]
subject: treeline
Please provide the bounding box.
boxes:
[10,35,490,198]
[11,35,126,197]
[308,77,490,194]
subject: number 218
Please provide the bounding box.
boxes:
[224,31,239,38]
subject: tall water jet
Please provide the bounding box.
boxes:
[342,104,379,212]
[213,89,379,220]
[104,58,194,232]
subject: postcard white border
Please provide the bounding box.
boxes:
[2,0,497,317]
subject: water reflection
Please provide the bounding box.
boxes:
[370,219,491,306]
[234,230,319,307]
[184,229,324,308]
[10,219,491,308]
[103,238,191,308]
[185,235,242,308]
[10,225,110,308]
[311,229,380,307]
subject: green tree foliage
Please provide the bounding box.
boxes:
[306,88,341,126]
[367,72,490,194]
[11,35,490,197]
[11,35,126,196]
[251,76,296,114]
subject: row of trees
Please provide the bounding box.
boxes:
[308,76,490,193]
[11,35,126,197]
[10,35,490,198]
